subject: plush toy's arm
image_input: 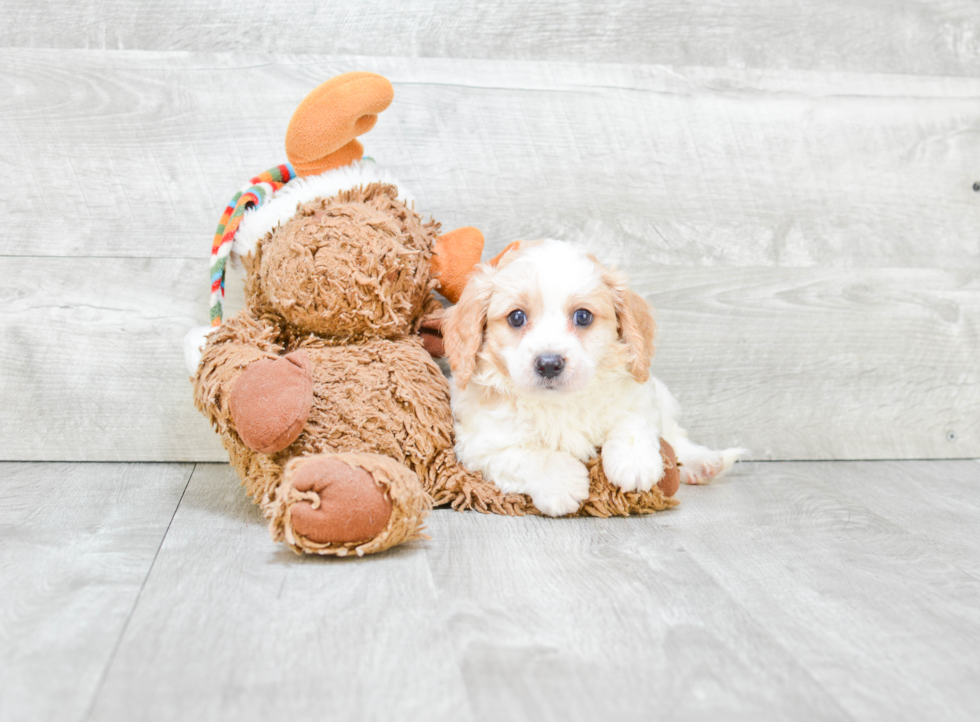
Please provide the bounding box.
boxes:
[192,310,284,436]
[419,307,446,358]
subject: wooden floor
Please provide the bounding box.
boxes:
[2,459,979,722]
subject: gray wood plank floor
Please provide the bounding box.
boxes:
[0,463,192,722]
[3,460,979,722]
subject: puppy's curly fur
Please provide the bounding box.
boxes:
[443,239,745,516]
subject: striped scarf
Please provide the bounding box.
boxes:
[210,163,296,326]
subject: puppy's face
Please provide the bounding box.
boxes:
[444,240,655,395]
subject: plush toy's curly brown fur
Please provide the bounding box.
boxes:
[194,182,676,557]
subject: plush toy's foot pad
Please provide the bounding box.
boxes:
[657,439,680,498]
[287,456,392,544]
[276,452,433,557]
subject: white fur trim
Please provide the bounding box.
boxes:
[184,326,215,376]
[232,161,411,260]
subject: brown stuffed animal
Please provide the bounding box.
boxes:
[190,72,678,557]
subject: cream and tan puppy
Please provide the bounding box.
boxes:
[442,239,744,517]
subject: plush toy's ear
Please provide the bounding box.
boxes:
[286,72,394,177]
[431,227,485,303]
[603,269,656,383]
[442,268,494,389]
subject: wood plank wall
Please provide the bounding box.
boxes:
[1,2,977,461]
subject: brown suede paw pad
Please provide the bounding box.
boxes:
[228,351,313,454]
[288,457,393,544]
[657,438,680,498]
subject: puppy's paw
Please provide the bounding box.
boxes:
[680,460,721,486]
[602,437,665,493]
[679,447,747,485]
[531,455,590,517]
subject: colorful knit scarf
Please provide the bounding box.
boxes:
[210,163,296,326]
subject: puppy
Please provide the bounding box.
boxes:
[442,239,745,517]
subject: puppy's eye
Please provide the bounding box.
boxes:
[573,309,594,327]
[507,309,527,328]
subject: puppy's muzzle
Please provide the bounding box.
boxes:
[534,354,565,379]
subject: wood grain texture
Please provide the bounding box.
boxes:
[0,462,192,722]
[1,257,975,461]
[644,266,980,461]
[1,51,977,461]
[825,459,980,577]
[1,0,979,77]
[78,460,980,721]
[1,50,978,269]
[0,257,226,461]
[423,507,849,722]
[87,463,475,722]
[674,461,980,721]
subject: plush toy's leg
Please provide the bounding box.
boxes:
[425,441,682,518]
[270,452,432,557]
[579,439,681,517]
[657,439,681,497]
[427,447,538,516]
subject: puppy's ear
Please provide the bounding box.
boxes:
[443,267,494,389]
[603,270,656,383]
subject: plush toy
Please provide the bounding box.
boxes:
[188,72,678,557]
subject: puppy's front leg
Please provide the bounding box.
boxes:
[481,447,590,517]
[602,414,665,493]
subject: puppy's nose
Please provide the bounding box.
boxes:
[534,354,565,379]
